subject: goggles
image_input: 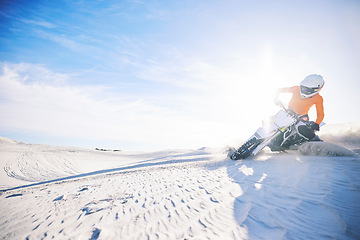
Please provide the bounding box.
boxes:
[300,85,321,96]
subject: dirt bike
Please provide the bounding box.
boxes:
[230,103,321,160]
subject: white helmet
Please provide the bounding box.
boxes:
[300,74,324,98]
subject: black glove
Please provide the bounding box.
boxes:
[311,123,320,131]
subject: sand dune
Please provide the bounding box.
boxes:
[0,129,359,239]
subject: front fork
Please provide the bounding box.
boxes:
[242,126,280,157]
[251,130,282,156]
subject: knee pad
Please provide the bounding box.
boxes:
[298,125,315,140]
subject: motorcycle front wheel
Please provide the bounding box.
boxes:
[230,138,262,160]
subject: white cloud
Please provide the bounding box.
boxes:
[35,30,84,52]
[0,62,235,150]
[20,18,56,29]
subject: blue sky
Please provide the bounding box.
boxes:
[1,0,360,150]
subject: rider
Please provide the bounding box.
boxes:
[274,74,325,141]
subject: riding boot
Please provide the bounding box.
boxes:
[309,135,323,142]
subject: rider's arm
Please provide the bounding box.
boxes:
[274,86,296,105]
[315,95,324,125]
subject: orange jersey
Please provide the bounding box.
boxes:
[282,86,324,124]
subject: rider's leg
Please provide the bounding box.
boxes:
[296,122,315,140]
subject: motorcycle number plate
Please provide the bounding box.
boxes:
[274,110,296,128]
